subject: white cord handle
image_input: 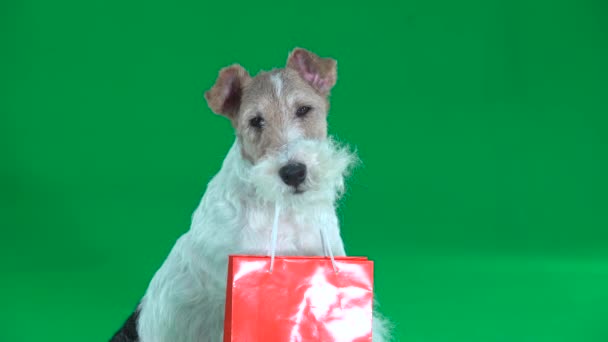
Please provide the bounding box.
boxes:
[268,202,338,274]
[321,224,339,273]
[268,202,280,273]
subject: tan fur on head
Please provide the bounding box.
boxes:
[204,48,338,164]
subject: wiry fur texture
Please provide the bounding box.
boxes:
[132,48,392,342]
[249,138,354,205]
[137,139,365,341]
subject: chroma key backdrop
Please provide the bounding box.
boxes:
[1,0,607,341]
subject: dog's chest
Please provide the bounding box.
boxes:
[237,205,332,256]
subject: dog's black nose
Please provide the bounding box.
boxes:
[279,162,307,188]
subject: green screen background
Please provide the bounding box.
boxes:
[1,0,607,341]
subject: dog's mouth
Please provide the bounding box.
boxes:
[293,187,305,195]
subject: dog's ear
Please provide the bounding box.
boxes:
[205,64,251,119]
[286,48,337,96]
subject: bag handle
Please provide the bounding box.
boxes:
[268,202,339,274]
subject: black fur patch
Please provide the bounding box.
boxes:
[110,306,140,342]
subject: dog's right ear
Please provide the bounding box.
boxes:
[204,64,251,119]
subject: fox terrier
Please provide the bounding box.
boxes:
[111,48,391,342]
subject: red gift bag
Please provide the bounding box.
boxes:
[223,255,374,342]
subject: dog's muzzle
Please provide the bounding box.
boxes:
[278,162,307,188]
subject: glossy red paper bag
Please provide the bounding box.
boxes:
[224,255,374,342]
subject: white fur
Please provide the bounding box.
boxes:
[137,138,390,342]
[270,73,283,98]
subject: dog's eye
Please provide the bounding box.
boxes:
[249,116,265,129]
[295,106,312,118]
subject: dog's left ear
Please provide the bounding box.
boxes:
[287,48,337,96]
[205,64,251,119]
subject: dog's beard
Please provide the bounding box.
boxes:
[247,138,356,206]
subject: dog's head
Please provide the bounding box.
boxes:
[205,48,354,204]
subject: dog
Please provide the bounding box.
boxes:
[111,48,391,342]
